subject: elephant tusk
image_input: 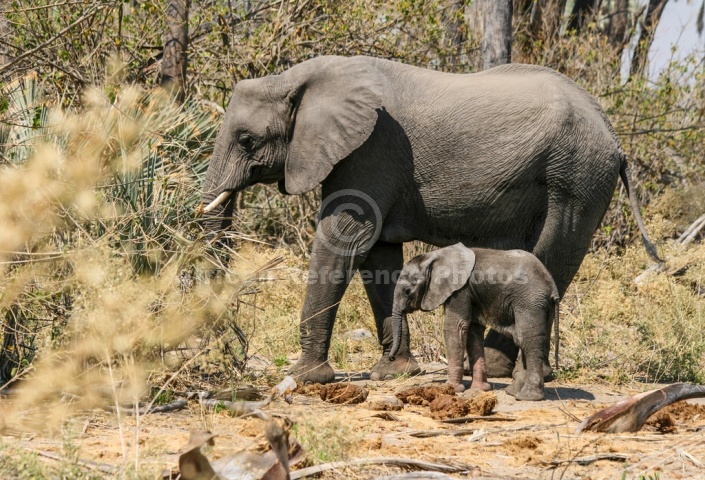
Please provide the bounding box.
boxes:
[203,191,232,213]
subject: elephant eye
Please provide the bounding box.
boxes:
[403,286,412,295]
[237,132,255,150]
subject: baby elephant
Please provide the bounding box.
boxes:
[389,243,559,401]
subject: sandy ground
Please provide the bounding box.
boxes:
[5,363,705,479]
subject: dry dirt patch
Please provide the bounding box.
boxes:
[3,373,705,479]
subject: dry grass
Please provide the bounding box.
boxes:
[560,230,705,385]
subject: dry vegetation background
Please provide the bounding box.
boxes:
[1,0,705,478]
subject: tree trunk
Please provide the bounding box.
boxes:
[0,305,19,384]
[0,13,10,68]
[513,0,567,54]
[629,0,669,79]
[542,0,569,37]
[442,0,467,70]
[608,0,630,55]
[566,0,598,33]
[482,0,512,69]
[161,0,189,102]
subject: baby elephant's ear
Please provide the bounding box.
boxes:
[420,243,476,311]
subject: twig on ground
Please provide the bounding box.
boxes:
[676,448,704,468]
[199,396,273,417]
[559,434,667,441]
[290,457,475,479]
[677,214,705,245]
[108,398,187,415]
[28,449,119,475]
[440,415,516,424]
[372,412,400,422]
[543,453,629,467]
[408,428,475,438]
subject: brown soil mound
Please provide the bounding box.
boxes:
[644,401,705,433]
[429,391,497,419]
[661,401,705,422]
[647,412,677,433]
[466,390,498,416]
[429,395,467,419]
[319,383,368,404]
[295,383,324,396]
[505,434,543,450]
[395,384,456,406]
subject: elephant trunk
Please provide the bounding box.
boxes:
[199,145,239,252]
[388,310,405,361]
[200,123,248,213]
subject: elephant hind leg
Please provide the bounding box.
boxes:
[511,308,547,401]
[487,196,611,381]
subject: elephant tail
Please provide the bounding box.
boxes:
[551,295,560,371]
[619,160,663,264]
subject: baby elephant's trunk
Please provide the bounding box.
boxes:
[388,310,404,361]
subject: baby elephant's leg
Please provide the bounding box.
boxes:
[512,308,547,401]
[505,349,526,397]
[444,294,470,393]
[467,322,491,391]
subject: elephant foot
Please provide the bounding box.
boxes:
[470,380,492,392]
[506,381,520,397]
[289,358,335,384]
[370,354,421,381]
[448,382,466,393]
[515,385,545,401]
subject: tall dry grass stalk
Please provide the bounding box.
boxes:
[0,74,250,435]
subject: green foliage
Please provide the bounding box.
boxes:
[273,356,289,368]
[99,87,218,274]
[0,72,48,165]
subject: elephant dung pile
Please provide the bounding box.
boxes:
[296,382,369,404]
[395,384,497,420]
[429,391,497,420]
[394,384,456,405]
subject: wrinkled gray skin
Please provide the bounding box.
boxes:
[200,55,660,385]
[389,244,559,401]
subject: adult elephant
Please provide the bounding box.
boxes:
[200,56,660,384]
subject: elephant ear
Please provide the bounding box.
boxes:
[420,243,476,311]
[282,56,384,194]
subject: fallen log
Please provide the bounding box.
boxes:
[578,383,705,433]
[289,457,475,479]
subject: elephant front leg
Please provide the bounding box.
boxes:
[467,322,491,391]
[289,238,358,384]
[443,290,472,392]
[361,242,421,381]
